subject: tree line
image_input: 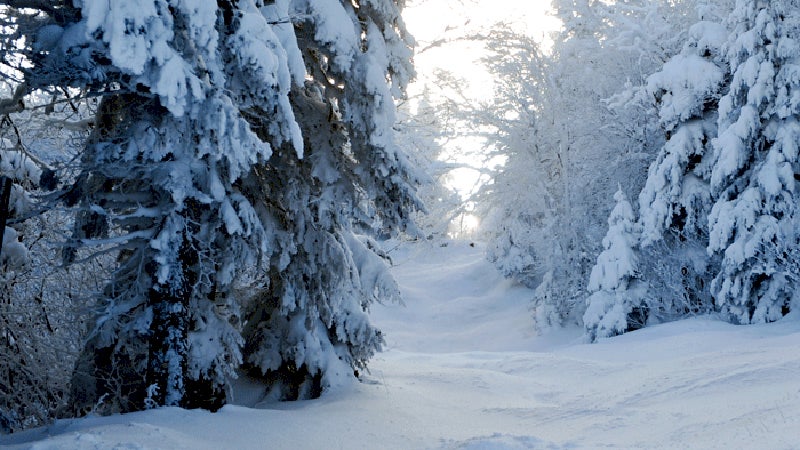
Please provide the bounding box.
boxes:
[467,0,799,339]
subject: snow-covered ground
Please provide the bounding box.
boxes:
[3,241,800,449]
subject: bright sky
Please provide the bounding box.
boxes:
[401,0,561,234]
[405,0,561,48]
[404,0,560,101]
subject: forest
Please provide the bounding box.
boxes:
[0,0,798,445]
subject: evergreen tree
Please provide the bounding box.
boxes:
[237,0,417,401]
[587,0,800,340]
[707,0,800,323]
[5,0,417,414]
[635,14,729,322]
[61,0,307,413]
[583,189,647,341]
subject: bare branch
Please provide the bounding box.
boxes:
[0,82,27,115]
[2,0,60,14]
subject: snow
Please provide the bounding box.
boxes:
[293,0,358,70]
[261,0,307,85]
[4,241,800,449]
[646,53,724,129]
[81,0,161,75]
[638,122,713,246]
[1,226,28,269]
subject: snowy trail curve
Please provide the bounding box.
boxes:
[370,241,800,449]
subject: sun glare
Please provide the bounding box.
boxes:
[449,212,481,239]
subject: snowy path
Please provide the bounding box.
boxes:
[367,241,800,449]
[3,241,800,449]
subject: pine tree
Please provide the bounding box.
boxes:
[635,15,729,321]
[6,0,417,413]
[597,0,800,338]
[707,0,800,323]
[62,0,303,413]
[236,0,418,401]
[583,189,647,341]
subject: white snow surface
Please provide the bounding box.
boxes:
[3,241,800,449]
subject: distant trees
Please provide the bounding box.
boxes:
[1,0,418,428]
[0,69,100,431]
[472,0,798,338]
[479,0,697,330]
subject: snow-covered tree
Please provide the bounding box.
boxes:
[707,0,800,323]
[234,0,418,402]
[0,109,44,432]
[0,80,99,431]
[395,84,465,241]
[586,0,800,339]
[0,142,37,275]
[633,14,729,323]
[477,30,553,288]
[480,1,697,330]
[4,0,417,415]
[583,189,647,341]
[639,20,728,245]
[52,0,307,413]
